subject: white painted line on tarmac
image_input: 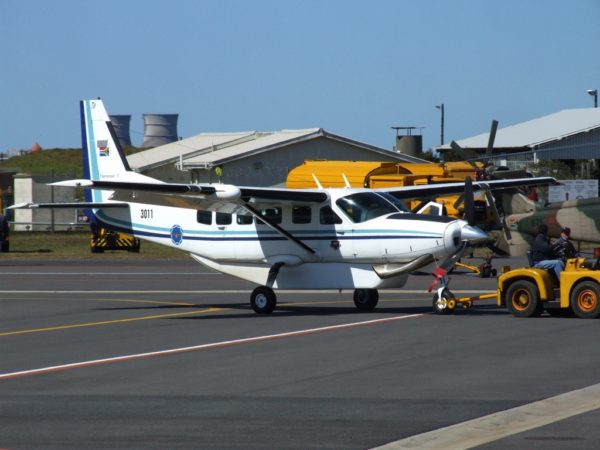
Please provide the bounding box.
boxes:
[0,289,494,295]
[372,383,600,450]
[0,272,218,276]
[0,314,423,380]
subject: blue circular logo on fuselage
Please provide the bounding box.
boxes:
[170,224,183,245]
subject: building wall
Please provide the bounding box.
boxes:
[536,128,600,160]
[13,175,79,231]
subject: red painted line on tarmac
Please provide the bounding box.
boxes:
[0,314,423,380]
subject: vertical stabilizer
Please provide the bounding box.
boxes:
[80,99,131,183]
[80,99,155,203]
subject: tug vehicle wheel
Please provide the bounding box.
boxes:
[353,289,379,311]
[506,280,543,317]
[570,281,600,319]
[250,286,277,314]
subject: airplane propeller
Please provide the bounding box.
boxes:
[463,176,475,226]
[449,120,514,254]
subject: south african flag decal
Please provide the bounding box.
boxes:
[97,140,110,157]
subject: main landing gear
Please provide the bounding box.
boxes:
[249,286,381,314]
[249,262,382,315]
[250,286,277,314]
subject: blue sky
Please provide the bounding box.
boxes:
[2,0,599,154]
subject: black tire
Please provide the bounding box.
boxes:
[250,286,277,314]
[433,289,456,314]
[570,281,600,319]
[505,280,543,317]
[353,289,379,311]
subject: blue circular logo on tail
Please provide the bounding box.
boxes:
[170,225,183,245]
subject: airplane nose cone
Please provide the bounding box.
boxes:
[461,224,489,244]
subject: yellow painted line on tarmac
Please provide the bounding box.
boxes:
[86,298,198,306]
[0,307,228,337]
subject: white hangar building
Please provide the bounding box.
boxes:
[127,128,428,187]
[435,108,600,167]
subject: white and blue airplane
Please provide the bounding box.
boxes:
[12,99,556,314]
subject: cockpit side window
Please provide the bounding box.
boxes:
[335,192,399,223]
[377,192,410,213]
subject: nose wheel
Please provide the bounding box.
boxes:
[433,288,457,314]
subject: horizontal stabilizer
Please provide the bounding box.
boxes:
[8,202,130,209]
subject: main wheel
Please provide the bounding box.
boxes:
[506,280,543,317]
[570,281,600,319]
[353,289,379,311]
[250,286,277,314]
[433,289,456,314]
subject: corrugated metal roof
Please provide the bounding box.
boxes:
[128,127,428,171]
[437,108,600,150]
[182,129,321,168]
[127,131,254,171]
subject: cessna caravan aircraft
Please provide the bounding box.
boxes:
[12,99,556,314]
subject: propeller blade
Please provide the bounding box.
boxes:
[464,176,475,226]
[484,190,501,228]
[485,120,498,158]
[453,193,465,210]
[502,216,513,241]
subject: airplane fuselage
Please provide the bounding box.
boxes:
[93,189,467,289]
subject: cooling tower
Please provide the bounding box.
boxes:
[142,113,179,147]
[109,115,132,147]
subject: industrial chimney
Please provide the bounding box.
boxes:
[142,113,179,147]
[109,115,132,147]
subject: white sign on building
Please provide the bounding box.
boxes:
[548,179,598,203]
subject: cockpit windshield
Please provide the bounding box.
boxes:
[336,192,408,223]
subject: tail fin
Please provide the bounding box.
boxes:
[80,99,154,203]
[80,99,131,182]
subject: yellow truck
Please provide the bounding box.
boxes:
[435,255,600,319]
[286,160,488,220]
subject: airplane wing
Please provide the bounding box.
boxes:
[378,176,558,199]
[51,179,329,212]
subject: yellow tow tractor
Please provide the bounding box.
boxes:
[434,251,600,319]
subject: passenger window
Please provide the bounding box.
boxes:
[320,206,342,224]
[259,207,282,224]
[236,214,253,225]
[197,210,212,225]
[216,212,232,225]
[292,206,312,224]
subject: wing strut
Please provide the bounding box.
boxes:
[242,203,316,255]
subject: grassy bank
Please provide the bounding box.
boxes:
[2,231,188,259]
